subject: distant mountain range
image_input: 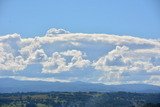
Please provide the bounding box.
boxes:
[0,78,159,93]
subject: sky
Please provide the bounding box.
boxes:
[0,0,160,38]
[0,0,160,86]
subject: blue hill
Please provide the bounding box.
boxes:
[0,78,159,93]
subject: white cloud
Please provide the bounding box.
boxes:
[42,50,90,73]
[68,42,81,46]
[0,76,70,82]
[61,50,90,68]
[0,53,26,71]
[144,75,160,86]
[46,28,70,37]
[28,49,47,63]
[0,35,27,71]
[0,28,160,85]
[93,46,130,71]
[42,52,69,73]
[93,45,160,84]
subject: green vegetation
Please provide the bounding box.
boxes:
[0,92,159,107]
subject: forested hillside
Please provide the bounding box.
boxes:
[0,92,160,107]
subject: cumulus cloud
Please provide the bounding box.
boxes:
[0,34,27,71]
[93,46,129,71]
[28,49,47,63]
[0,28,160,85]
[46,28,70,36]
[42,50,90,73]
[93,45,160,84]
[42,52,69,73]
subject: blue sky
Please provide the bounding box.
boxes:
[0,0,160,86]
[0,0,160,38]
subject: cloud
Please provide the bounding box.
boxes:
[28,49,47,63]
[42,50,90,73]
[0,52,26,71]
[93,46,132,71]
[0,28,160,85]
[46,28,70,36]
[93,45,160,84]
[0,34,27,71]
[42,52,69,73]
[145,76,160,86]
[0,76,70,82]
